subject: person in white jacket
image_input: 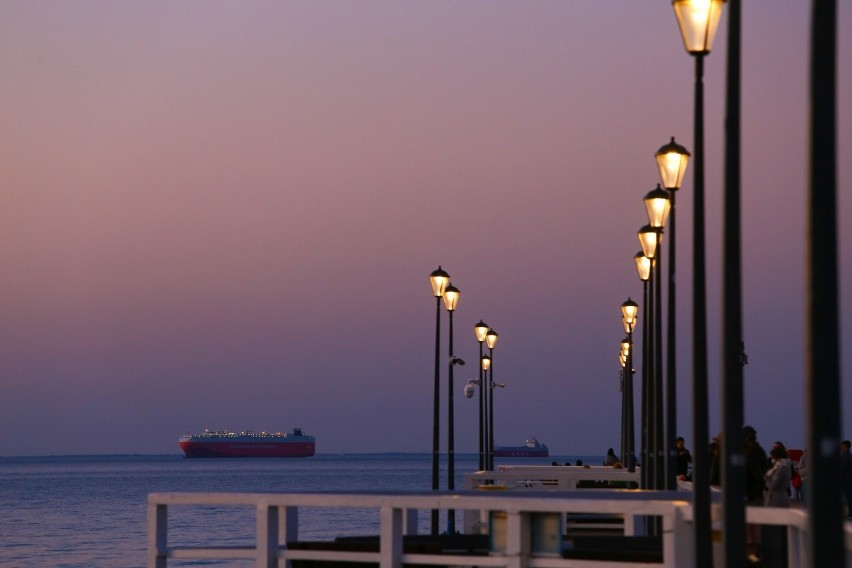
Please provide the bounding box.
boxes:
[764,446,792,507]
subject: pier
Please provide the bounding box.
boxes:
[147,467,852,567]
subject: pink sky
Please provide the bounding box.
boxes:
[0,1,850,456]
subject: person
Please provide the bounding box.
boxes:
[764,446,792,507]
[604,448,618,466]
[708,435,721,487]
[675,436,692,480]
[743,425,767,562]
[744,426,768,502]
[797,449,808,501]
[762,444,792,566]
[840,440,852,519]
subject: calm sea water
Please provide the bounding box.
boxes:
[0,453,598,568]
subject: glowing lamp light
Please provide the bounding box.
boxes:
[430,266,450,297]
[672,0,726,55]
[474,320,489,343]
[638,225,663,259]
[634,252,651,282]
[622,298,639,326]
[644,184,672,228]
[655,137,691,190]
[485,329,499,350]
[442,283,460,311]
[481,354,491,371]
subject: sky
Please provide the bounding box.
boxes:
[0,1,850,458]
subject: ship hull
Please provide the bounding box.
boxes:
[179,428,316,458]
[179,440,315,458]
[493,446,549,458]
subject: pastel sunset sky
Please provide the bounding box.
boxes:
[1,1,850,457]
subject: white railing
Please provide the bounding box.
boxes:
[149,490,695,568]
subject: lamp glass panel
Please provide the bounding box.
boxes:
[657,152,689,190]
[644,187,671,228]
[486,330,499,349]
[634,252,651,281]
[622,302,638,323]
[430,269,450,297]
[638,227,662,259]
[481,356,491,371]
[442,285,459,311]
[475,322,489,342]
[673,0,726,54]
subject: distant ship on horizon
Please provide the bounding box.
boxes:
[493,436,549,458]
[179,427,315,458]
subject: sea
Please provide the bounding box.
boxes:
[0,452,600,568]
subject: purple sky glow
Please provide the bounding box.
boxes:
[1,1,851,458]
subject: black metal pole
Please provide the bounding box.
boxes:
[478,341,484,471]
[432,296,441,536]
[488,347,495,471]
[626,328,635,473]
[665,191,677,490]
[691,51,713,568]
[641,278,650,489]
[447,309,456,534]
[621,363,627,466]
[807,1,843,565]
[721,3,747,564]
[642,270,657,489]
[654,236,664,491]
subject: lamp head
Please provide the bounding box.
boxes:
[655,137,690,190]
[644,184,671,228]
[485,328,499,349]
[621,298,639,325]
[429,266,450,297]
[480,354,491,371]
[634,251,651,282]
[442,283,460,311]
[474,320,489,342]
[637,225,662,259]
[672,0,726,55]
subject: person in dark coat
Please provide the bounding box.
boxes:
[675,436,692,480]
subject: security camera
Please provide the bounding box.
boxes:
[493,382,507,389]
[450,356,465,366]
[463,384,475,398]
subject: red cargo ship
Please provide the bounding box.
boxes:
[179,427,315,458]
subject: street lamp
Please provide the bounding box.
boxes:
[634,252,651,489]
[622,298,638,473]
[442,282,460,534]
[474,321,489,471]
[485,329,499,470]
[672,1,725,564]
[643,184,670,490]
[428,266,449,536]
[655,137,690,491]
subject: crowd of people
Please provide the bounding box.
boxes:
[673,426,852,564]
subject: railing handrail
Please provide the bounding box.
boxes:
[148,489,852,568]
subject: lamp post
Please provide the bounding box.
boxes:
[622,298,638,473]
[619,335,630,467]
[643,185,671,491]
[442,282,460,534]
[485,329,499,470]
[638,225,662,490]
[634,252,651,488]
[655,138,690,490]
[428,266,449,536]
[474,321,489,471]
[671,1,725,564]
